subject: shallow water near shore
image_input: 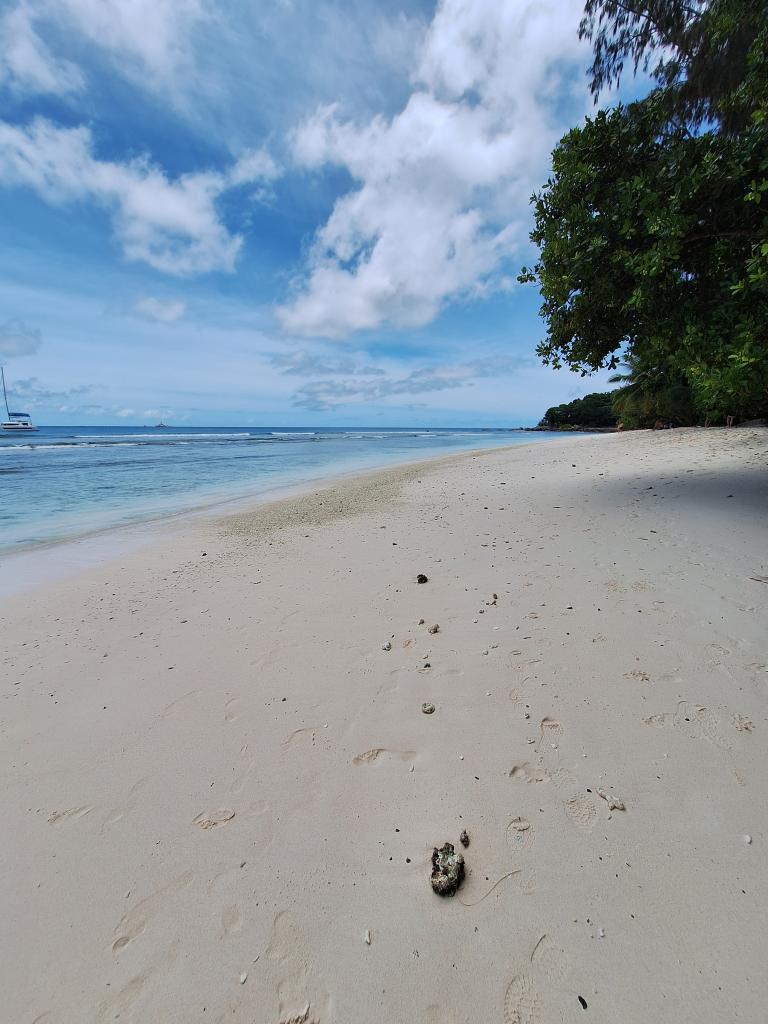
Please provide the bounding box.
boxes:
[0,424,565,551]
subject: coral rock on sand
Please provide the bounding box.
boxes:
[431,843,465,896]
[422,702,436,715]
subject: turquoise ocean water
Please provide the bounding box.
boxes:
[0,425,564,552]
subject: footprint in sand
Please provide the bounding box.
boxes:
[220,904,242,938]
[193,808,236,830]
[352,748,416,766]
[224,696,241,722]
[563,795,597,833]
[102,777,150,832]
[539,717,563,742]
[423,1007,461,1024]
[267,911,330,1023]
[503,973,543,1024]
[229,753,257,796]
[98,943,178,1022]
[112,872,194,952]
[732,714,753,733]
[506,816,536,895]
[510,718,597,835]
[503,934,580,1023]
[530,933,572,984]
[160,689,200,719]
[284,725,323,749]
[509,763,549,784]
[48,805,93,827]
[643,700,731,751]
[506,816,535,852]
[539,721,596,832]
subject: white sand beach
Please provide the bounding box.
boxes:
[3,426,767,1024]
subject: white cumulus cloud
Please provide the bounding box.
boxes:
[0,0,209,100]
[0,319,43,358]
[55,0,208,87]
[278,0,587,338]
[133,296,187,323]
[0,3,84,95]
[0,118,280,275]
[291,354,531,410]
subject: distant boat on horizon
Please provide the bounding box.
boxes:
[155,420,170,429]
[1,366,38,432]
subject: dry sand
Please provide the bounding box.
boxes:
[2,426,767,1023]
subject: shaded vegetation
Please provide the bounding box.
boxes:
[540,392,617,429]
[522,0,768,426]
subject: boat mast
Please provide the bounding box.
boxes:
[1,366,10,419]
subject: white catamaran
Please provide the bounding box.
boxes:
[1,366,38,432]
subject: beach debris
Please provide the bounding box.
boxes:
[745,834,753,845]
[459,829,470,848]
[381,640,392,652]
[239,972,248,984]
[416,574,429,584]
[597,788,625,811]
[421,702,436,715]
[364,929,372,945]
[427,623,440,634]
[418,618,425,625]
[431,842,465,896]
[486,593,498,606]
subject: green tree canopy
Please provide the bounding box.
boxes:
[520,0,768,423]
[541,392,617,428]
[580,0,768,131]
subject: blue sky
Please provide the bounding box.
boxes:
[0,0,619,426]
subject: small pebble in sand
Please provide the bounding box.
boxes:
[745,834,752,845]
[381,641,392,651]
[460,829,470,848]
[239,973,247,984]
[416,574,429,584]
[418,618,425,625]
[364,929,371,945]
[598,928,605,939]
[428,624,440,634]
[422,702,436,715]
